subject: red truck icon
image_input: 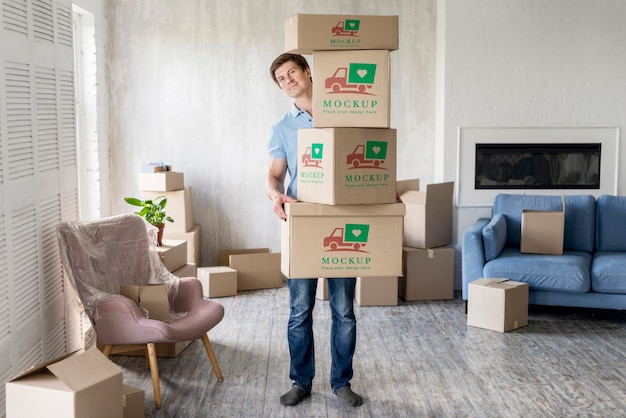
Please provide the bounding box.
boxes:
[347,144,384,168]
[325,67,372,94]
[331,20,359,36]
[324,227,365,251]
[301,146,322,167]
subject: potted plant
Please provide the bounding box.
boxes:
[124,196,174,245]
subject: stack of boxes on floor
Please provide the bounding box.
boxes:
[282,14,405,306]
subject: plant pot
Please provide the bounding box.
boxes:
[155,223,165,246]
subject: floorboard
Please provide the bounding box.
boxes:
[108,283,626,417]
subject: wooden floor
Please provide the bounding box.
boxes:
[109,283,626,417]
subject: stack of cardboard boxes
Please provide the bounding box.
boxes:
[281,14,404,306]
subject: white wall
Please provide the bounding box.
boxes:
[440,0,626,288]
[105,0,437,266]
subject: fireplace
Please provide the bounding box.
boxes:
[457,127,619,207]
[475,143,601,189]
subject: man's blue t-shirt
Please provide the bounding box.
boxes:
[267,103,313,199]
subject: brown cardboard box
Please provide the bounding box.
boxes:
[154,239,187,272]
[467,278,529,332]
[282,202,405,278]
[143,187,193,233]
[229,252,283,291]
[137,172,184,191]
[120,284,169,321]
[172,263,197,278]
[285,14,399,54]
[316,278,329,300]
[398,180,454,249]
[297,128,397,205]
[355,276,398,306]
[6,348,123,418]
[520,195,565,255]
[217,248,270,267]
[197,266,237,298]
[123,385,145,418]
[164,224,201,264]
[313,50,390,128]
[400,247,455,301]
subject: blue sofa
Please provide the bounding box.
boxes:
[462,194,626,310]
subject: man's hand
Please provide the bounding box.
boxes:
[272,192,297,220]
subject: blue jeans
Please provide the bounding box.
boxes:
[287,278,357,393]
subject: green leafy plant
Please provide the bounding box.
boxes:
[124,196,174,226]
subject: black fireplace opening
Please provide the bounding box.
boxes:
[475,143,601,189]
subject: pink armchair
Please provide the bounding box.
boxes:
[56,214,224,409]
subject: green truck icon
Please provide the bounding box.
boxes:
[324,224,369,251]
[325,63,377,93]
[331,19,360,36]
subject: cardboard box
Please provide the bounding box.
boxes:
[355,276,398,306]
[297,128,397,205]
[120,284,169,321]
[467,278,529,332]
[400,247,455,301]
[137,172,184,191]
[285,14,399,54]
[229,252,283,291]
[164,224,200,264]
[398,179,454,249]
[282,202,405,278]
[123,385,145,418]
[313,50,390,128]
[197,266,238,298]
[217,248,270,267]
[172,262,197,278]
[99,341,192,358]
[143,187,193,233]
[316,277,329,300]
[521,195,565,255]
[6,348,123,418]
[154,239,187,272]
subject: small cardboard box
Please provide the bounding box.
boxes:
[521,195,565,255]
[120,284,169,321]
[313,50,390,128]
[467,278,529,332]
[143,187,193,233]
[217,248,270,267]
[355,276,398,306]
[282,202,405,278]
[123,385,145,418]
[172,262,197,278]
[285,14,399,54]
[229,252,283,291]
[197,266,238,298]
[164,224,201,264]
[316,278,329,300]
[297,128,397,205]
[137,172,184,191]
[400,247,455,301]
[154,239,187,272]
[398,179,454,249]
[6,348,123,418]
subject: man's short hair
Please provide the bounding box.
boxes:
[270,53,310,86]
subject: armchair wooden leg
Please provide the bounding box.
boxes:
[146,343,162,409]
[201,334,223,382]
[102,345,113,357]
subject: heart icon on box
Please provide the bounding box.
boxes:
[356,69,368,79]
[314,148,320,156]
[348,22,356,28]
[372,146,381,155]
[351,229,362,237]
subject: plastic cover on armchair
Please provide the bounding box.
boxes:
[56,213,224,409]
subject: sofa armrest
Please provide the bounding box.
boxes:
[462,218,490,300]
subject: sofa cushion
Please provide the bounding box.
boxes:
[482,214,507,261]
[493,194,596,253]
[483,248,591,293]
[596,195,626,252]
[591,252,626,294]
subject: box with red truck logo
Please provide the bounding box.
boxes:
[281,202,405,278]
[297,128,397,205]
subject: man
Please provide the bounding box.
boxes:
[265,53,363,408]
